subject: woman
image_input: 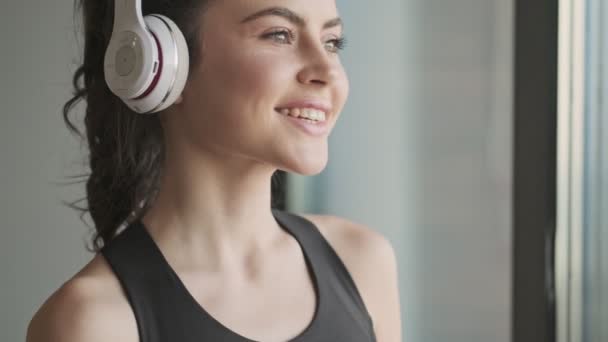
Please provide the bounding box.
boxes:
[27,0,402,341]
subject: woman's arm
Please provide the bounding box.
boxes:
[362,229,402,342]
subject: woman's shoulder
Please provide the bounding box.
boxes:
[297,213,396,273]
[298,213,392,255]
[298,213,401,341]
[26,254,138,342]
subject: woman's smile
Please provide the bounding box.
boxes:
[276,108,331,136]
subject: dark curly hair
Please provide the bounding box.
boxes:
[63,0,286,253]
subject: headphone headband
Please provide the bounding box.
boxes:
[112,0,145,33]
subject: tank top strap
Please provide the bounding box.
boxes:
[100,221,227,342]
[271,209,375,336]
[100,222,162,341]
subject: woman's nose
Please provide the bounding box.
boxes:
[296,44,341,87]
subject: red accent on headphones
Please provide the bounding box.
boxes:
[134,31,163,100]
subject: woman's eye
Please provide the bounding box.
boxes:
[325,36,347,53]
[262,30,347,54]
[263,30,294,44]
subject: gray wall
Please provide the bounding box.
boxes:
[290,0,513,341]
[1,1,91,341]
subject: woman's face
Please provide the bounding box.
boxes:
[174,0,349,175]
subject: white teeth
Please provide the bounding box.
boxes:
[277,108,327,122]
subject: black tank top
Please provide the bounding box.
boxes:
[101,209,377,341]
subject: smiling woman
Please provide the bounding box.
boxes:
[25,0,401,342]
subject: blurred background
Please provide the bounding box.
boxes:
[293,0,514,340]
[0,0,604,342]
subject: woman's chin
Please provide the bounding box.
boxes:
[284,156,328,176]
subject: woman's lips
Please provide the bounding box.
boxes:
[275,109,330,137]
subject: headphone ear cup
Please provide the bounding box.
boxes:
[124,14,190,114]
[104,27,158,101]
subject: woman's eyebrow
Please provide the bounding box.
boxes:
[240,6,343,30]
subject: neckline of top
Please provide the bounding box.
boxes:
[133,210,323,342]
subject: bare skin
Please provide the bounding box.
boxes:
[26,214,400,342]
[27,0,401,341]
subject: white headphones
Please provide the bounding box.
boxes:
[104,0,189,114]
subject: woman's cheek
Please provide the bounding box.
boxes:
[228,49,294,93]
